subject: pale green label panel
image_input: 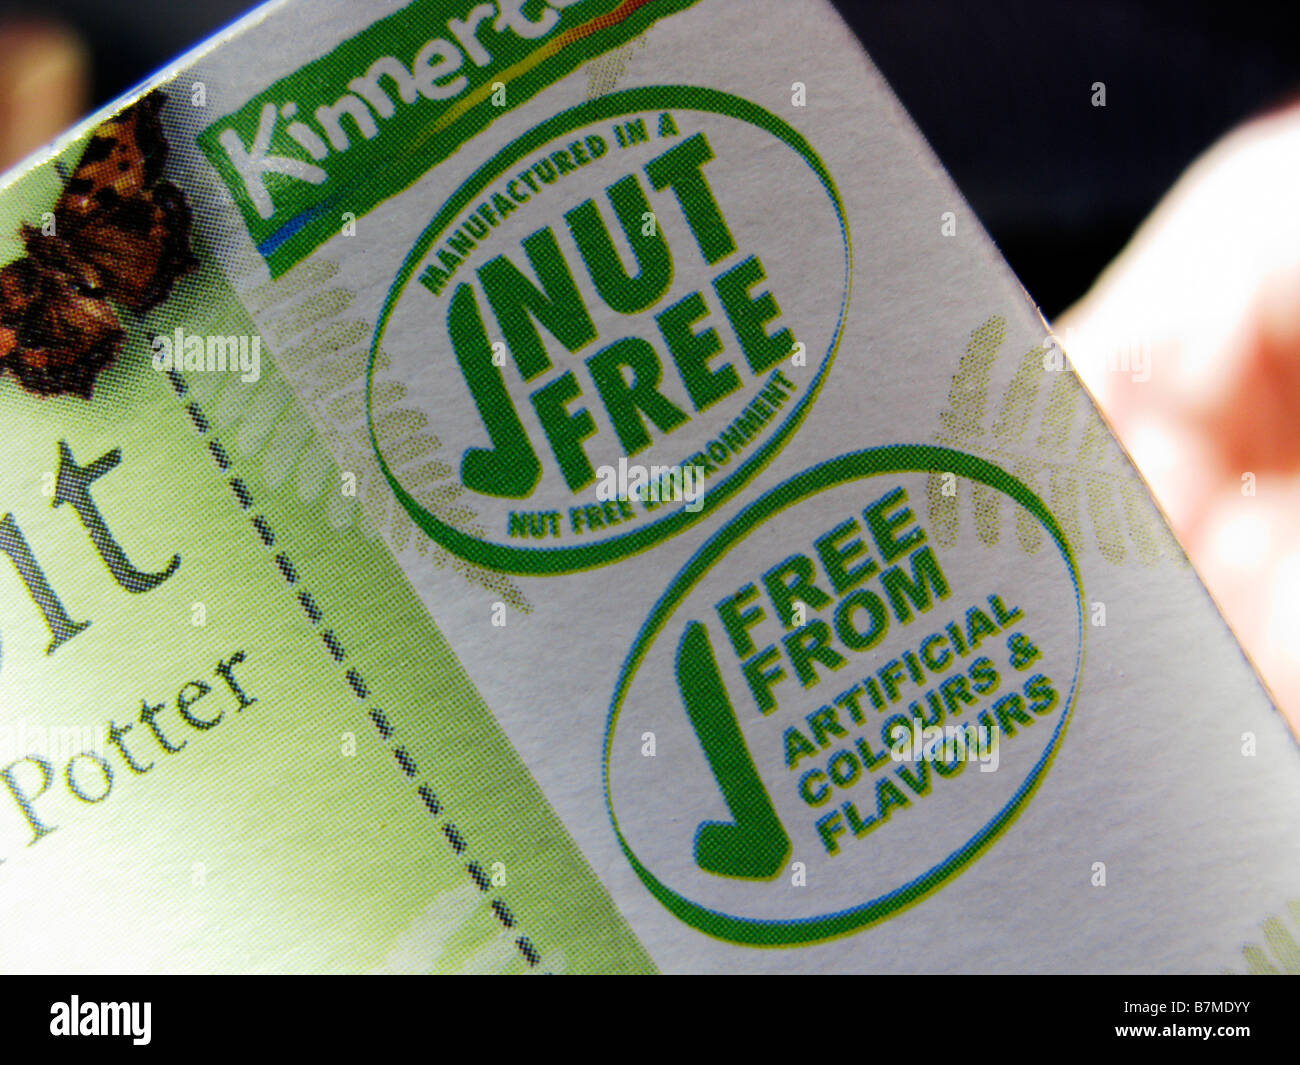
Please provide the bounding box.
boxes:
[0,153,652,971]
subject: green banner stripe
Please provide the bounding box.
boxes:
[198,0,703,276]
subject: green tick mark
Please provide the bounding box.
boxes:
[676,620,790,880]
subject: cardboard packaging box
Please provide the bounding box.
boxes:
[0,0,1296,973]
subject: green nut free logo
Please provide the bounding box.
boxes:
[369,87,851,574]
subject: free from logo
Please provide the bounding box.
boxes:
[369,87,851,574]
[605,447,1084,945]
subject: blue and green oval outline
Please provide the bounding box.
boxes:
[604,445,1086,946]
[368,86,851,575]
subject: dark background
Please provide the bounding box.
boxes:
[3,0,1299,317]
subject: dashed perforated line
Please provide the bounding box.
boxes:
[167,369,543,971]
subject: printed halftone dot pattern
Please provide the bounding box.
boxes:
[184,234,532,613]
[159,93,531,611]
[149,113,652,973]
[365,85,851,576]
[584,34,648,100]
[0,92,196,400]
[193,0,703,277]
[164,365,544,971]
[152,255,653,973]
[1233,899,1300,974]
[606,445,1083,947]
[931,316,1186,569]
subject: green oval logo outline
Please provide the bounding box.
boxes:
[604,445,1086,946]
[368,86,852,575]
